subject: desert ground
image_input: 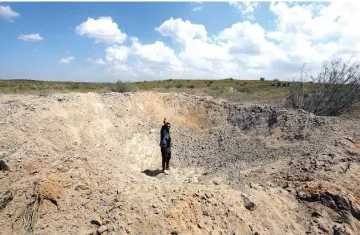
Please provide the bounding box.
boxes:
[1,81,360,235]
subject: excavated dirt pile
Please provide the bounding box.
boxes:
[0,91,360,235]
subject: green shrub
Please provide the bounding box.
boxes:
[236,87,251,93]
[111,80,136,93]
[187,85,195,89]
[164,84,172,89]
[176,83,184,88]
[260,77,265,81]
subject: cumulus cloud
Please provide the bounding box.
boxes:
[59,56,74,64]
[89,1,359,81]
[0,5,19,22]
[230,1,259,20]
[18,34,44,41]
[156,18,207,47]
[105,45,130,64]
[268,1,360,65]
[76,16,127,44]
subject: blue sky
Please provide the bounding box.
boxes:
[0,1,358,82]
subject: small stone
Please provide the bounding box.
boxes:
[198,220,206,229]
[97,225,108,234]
[318,223,328,233]
[333,225,347,235]
[243,196,256,211]
[75,185,89,191]
[208,231,219,235]
[0,160,9,171]
[203,210,210,216]
[0,151,8,159]
[90,215,103,226]
[254,232,260,235]
[171,231,180,235]
[82,229,96,235]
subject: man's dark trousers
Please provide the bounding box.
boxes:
[161,147,171,171]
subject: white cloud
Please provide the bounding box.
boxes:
[18,34,44,41]
[156,18,207,47]
[105,45,130,64]
[267,0,360,67]
[132,41,180,64]
[94,1,360,81]
[193,7,202,11]
[230,1,259,20]
[59,56,75,64]
[76,16,127,44]
[94,58,106,65]
[0,5,19,22]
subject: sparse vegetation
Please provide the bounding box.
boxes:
[285,55,360,116]
[260,77,265,81]
[0,78,290,104]
[236,87,251,93]
[111,80,136,93]
[176,83,184,89]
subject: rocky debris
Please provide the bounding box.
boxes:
[0,151,8,159]
[198,219,206,229]
[91,215,103,226]
[82,229,96,235]
[97,225,108,234]
[0,92,359,235]
[333,225,351,235]
[0,191,13,212]
[297,190,360,223]
[75,184,90,191]
[0,160,9,171]
[242,195,256,211]
[318,223,329,233]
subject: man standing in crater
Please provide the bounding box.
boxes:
[160,118,172,175]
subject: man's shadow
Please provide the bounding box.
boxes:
[141,169,163,177]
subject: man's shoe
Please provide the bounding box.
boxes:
[166,167,170,170]
[164,170,169,175]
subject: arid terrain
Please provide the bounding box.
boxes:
[1,91,360,235]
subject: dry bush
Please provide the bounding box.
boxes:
[285,55,360,116]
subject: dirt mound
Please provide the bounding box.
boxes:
[0,91,360,235]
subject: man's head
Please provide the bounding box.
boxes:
[165,122,171,129]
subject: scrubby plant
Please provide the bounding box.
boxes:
[176,83,184,88]
[236,87,251,93]
[285,55,360,116]
[111,80,136,93]
[260,77,265,81]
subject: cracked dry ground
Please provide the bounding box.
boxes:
[0,91,360,235]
